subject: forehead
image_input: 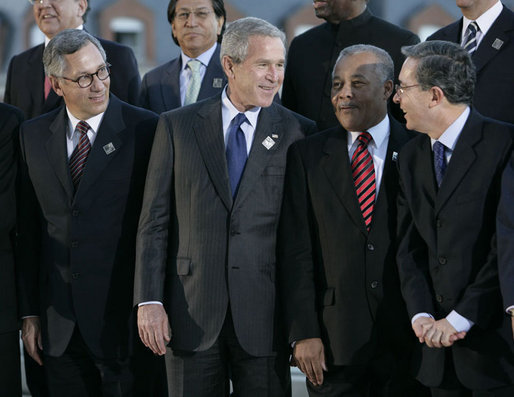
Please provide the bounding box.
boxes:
[63,42,104,72]
[333,52,380,77]
[399,57,419,83]
[246,35,285,59]
[175,0,214,9]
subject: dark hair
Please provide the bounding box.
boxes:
[167,0,226,46]
[401,40,475,105]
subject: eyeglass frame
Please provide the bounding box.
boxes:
[174,9,214,21]
[394,83,420,96]
[28,0,61,4]
[57,63,112,89]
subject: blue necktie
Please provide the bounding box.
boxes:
[226,113,248,197]
[433,141,447,187]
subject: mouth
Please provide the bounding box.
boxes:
[338,103,357,111]
[41,14,57,20]
[259,85,277,93]
[89,94,106,103]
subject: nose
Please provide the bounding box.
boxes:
[185,13,198,26]
[90,74,105,91]
[393,91,401,104]
[266,65,280,82]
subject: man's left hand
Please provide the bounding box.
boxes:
[424,318,466,348]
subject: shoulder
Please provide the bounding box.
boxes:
[8,44,43,66]
[270,103,316,131]
[113,96,159,122]
[289,23,331,48]
[427,21,459,41]
[97,37,135,58]
[368,15,419,42]
[143,58,179,81]
[0,103,24,125]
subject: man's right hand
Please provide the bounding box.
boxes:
[21,317,43,365]
[293,337,327,386]
[137,304,171,356]
[412,316,435,344]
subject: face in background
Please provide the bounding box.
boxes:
[223,35,285,112]
[50,42,110,121]
[33,0,87,39]
[171,0,224,58]
[313,0,366,24]
[331,52,392,132]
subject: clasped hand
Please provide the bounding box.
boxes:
[412,317,467,348]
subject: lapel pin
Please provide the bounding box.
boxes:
[212,78,223,88]
[492,38,504,50]
[392,151,398,162]
[103,142,116,155]
[271,134,279,139]
[262,136,276,150]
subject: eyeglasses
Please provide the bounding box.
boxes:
[28,0,62,4]
[59,64,111,88]
[395,83,420,96]
[175,10,214,21]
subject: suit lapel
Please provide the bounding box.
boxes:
[162,58,182,110]
[321,127,368,234]
[474,7,514,73]
[435,110,480,214]
[193,97,232,211]
[46,107,74,199]
[74,96,124,199]
[440,19,462,43]
[198,45,226,100]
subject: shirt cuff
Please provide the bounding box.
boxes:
[21,315,39,320]
[506,305,514,315]
[411,312,434,324]
[446,310,474,332]
[138,301,163,307]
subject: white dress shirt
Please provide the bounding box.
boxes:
[179,42,217,106]
[66,109,104,158]
[461,0,503,48]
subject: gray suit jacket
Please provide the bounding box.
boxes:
[135,95,316,356]
[139,44,226,114]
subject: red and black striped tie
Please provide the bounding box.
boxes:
[351,131,376,231]
[69,120,91,190]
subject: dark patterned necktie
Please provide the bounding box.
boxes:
[433,141,447,187]
[69,120,91,190]
[351,132,375,231]
[463,21,479,54]
[226,113,248,197]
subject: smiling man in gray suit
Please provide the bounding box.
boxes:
[135,17,316,397]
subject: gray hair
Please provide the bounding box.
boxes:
[220,17,286,64]
[401,40,475,105]
[43,29,106,77]
[332,44,394,83]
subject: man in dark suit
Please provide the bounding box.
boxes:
[139,0,226,114]
[17,29,158,397]
[393,40,514,396]
[135,17,316,397]
[497,155,514,340]
[4,0,140,120]
[278,45,424,397]
[428,0,514,124]
[0,103,24,397]
[281,0,419,130]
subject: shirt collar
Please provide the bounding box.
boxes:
[45,25,83,46]
[180,42,217,72]
[431,106,470,151]
[462,0,502,39]
[348,114,390,149]
[221,87,260,128]
[66,107,105,139]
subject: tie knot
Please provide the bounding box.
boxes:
[468,21,479,35]
[433,140,446,155]
[232,113,247,129]
[76,121,90,135]
[357,131,372,147]
[187,59,202,73]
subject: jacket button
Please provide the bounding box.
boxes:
[72,273,80,279]
[438,256,447,265]
[71,241,79,248]
[367,243,375,251]
[436,294,443,303]
[436,219,442,228]
[370,281,379,289]
[72,210,79,217]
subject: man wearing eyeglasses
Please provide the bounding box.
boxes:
[3,0,141,120]
[16,29,158,397]
[139,0,226,114]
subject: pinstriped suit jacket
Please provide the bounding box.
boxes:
[135,95,316,356]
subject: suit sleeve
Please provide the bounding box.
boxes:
[396,160,435,319]
[496,152,514,312]
[134,115,174,305]
[278,142,321,343]
[3,57,15,105]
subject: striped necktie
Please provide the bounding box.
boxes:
[463,21,479,54]
[433,141,447,187]
[69,121,92,190]
[351,132,376,231]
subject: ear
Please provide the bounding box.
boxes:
[428,86,444,108]
[383,80,394,100]
[78,0,87,18]
[222,55,236,80]
[49,76,64,97]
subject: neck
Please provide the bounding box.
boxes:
[327,3,367,24]
[460,0,498,20]
[428,104,468,140]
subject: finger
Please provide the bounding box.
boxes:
[37,331,43,351]
[313,361,324,385]
[163,318,171,343]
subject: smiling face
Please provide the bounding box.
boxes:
[33,0,87,39]
[50,42,110,120]
[223,35,285,112]
[331,51,392,132]
[171,0,224,58]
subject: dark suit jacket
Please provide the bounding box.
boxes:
[428,5,514,124]
[278,117,415,366]
[0,103,24,335]
[4,37,141,119]
[396,109,514,389]
[139,44,226,114]
[497,152,514,312]
[281,8,419,130]
[17,95,158,359]
[134,95,316,356]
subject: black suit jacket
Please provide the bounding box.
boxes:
[428,5,514,124]
[396,109,514,389]
[4,37,141,119]
[278,117,415,366]
[139,44,226,114]
[0,103,24,334]
[134,96,316,356]
[282,8,419,130]
[17,96,158,359]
